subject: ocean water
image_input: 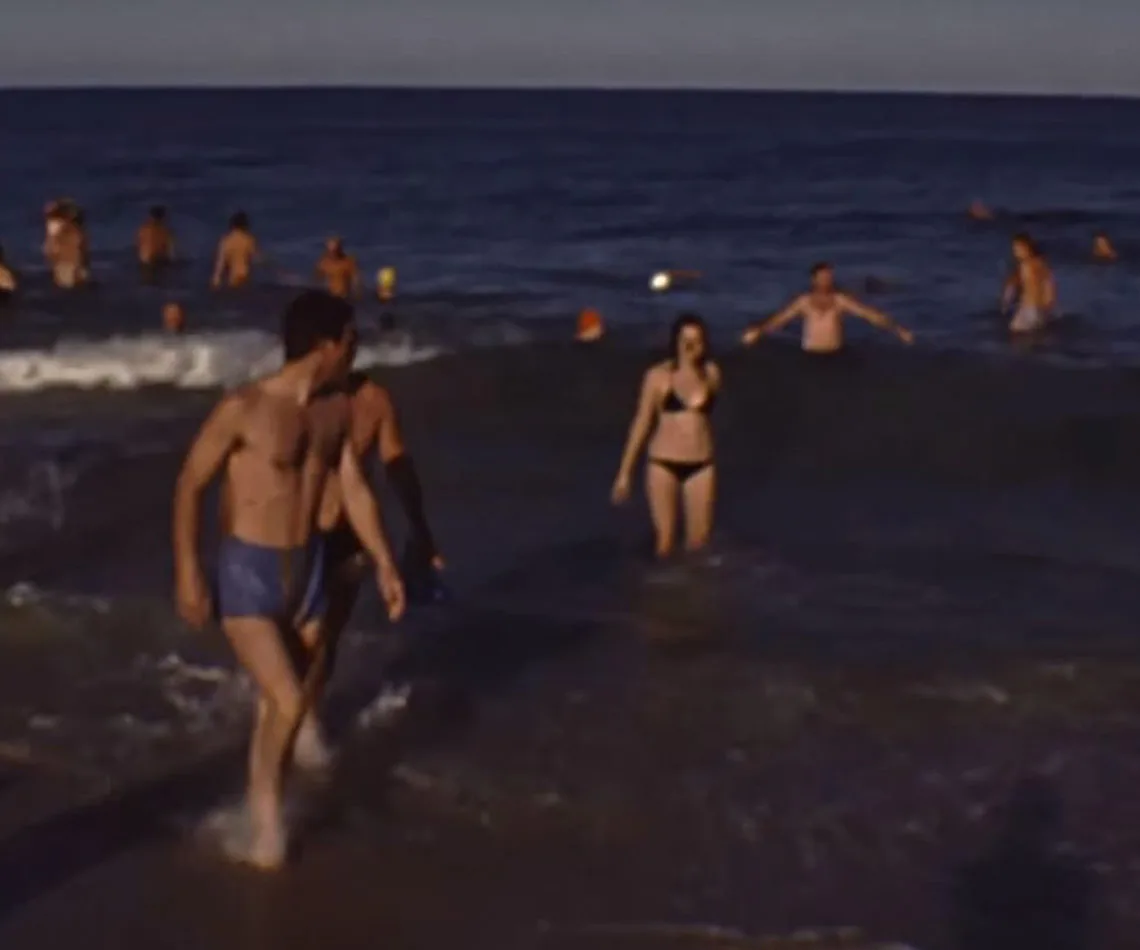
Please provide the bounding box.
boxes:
[1,89,1140,385]
[1,89,1140,945]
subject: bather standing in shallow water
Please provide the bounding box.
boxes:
[173,291,405,870]
[740,261,913,354]
[1002,233,1056,335]
[612,314,721,558]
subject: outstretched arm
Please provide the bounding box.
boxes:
[172,393,244,625]
[613,370,660,498]
[837,293,914,343]
[741,297,804,345]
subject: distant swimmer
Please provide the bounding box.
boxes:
[45,204,90,290]
[211,211,258,289]
[1092,232,1118,263]
[296,366,444,766]
[740,262,914,353]
[137,205,176,273]
[316,237,360,299]
[968,200,995,222]
[576,308,605,342]
[0,245,18,298]
[173,291,405,869]
[612,313,721,558]
[162,301,186,334]
[1002,234,1056,334]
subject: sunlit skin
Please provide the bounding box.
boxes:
[741,265,914,353]
[316,237,360,299]
[173,300,404,870]
[211,213,258,289]
[613,317,720,557]
[1002,235,1056,333]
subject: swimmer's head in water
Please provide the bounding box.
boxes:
[150,205,167,222]
[282,290,357,382]
[162,302,185,334]
[1093,233,1116,257]
[1012,233,1039,260]
[810,261,835,291]
[669,312,709,366]
[230,211,250,232]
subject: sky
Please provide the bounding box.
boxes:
[2,0,1138,96]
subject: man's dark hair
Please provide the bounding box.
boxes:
[150,205,167,221]
[1013,232,1039,255]
[810,261,833,277]
[282,290,354,363]
[230,211,250,231]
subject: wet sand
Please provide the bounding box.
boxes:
[1,344,1139,948]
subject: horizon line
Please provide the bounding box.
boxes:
[0,82,1138,102]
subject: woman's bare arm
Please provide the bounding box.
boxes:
[615,369,661,482]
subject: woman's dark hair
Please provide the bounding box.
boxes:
[230,211,250,231]
[668,312,709,365]
[150,205,167,221]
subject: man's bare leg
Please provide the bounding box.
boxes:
[224,616,306,870]
[294,572,362,770]
[292,615,336,771]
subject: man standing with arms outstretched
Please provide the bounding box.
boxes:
[172,290,405,870]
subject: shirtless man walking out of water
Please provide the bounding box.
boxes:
[173,290,405,870]
[211,212,258,289]
[741,262,914,353]
[294,367,444,762]
[316,237,360,299]
[1002,234,1056,334]
[137,205,175,274]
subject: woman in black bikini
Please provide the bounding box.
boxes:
[612,313,721,557]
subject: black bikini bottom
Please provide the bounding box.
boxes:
[649,458,713,483]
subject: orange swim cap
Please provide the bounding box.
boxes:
[576,308,604,342]
[162,302,185,334]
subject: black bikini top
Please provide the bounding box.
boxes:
[661,375,717,414]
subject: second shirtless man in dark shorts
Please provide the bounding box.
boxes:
[172,290,405,871]
[293,364,444,764]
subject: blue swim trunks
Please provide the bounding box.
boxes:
[215,535,327,623]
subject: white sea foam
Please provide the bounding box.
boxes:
[0,328,445,392]
[0,460,68,531]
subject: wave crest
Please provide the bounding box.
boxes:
[0,329,444,392]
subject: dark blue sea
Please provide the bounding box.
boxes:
[1,89,1140,947]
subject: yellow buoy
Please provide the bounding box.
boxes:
[377,266,397,301]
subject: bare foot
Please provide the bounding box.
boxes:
[206,802,289,871]
[240,822,288,871]
[293,719,335,773]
